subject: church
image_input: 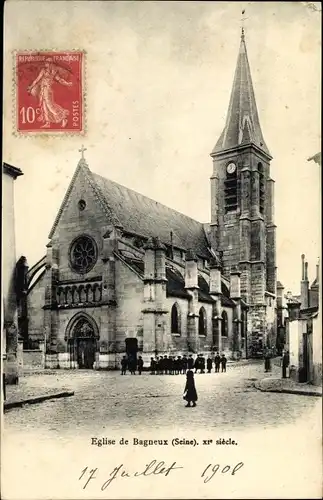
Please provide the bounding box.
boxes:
[26,29,278,369]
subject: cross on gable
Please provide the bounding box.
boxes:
[79,145,87,160]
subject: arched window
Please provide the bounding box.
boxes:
[171,303,181,335]
[199,307,207,336]
[221,310,228,337]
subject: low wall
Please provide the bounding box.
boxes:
[23,350,44,368]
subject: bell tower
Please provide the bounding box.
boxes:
[210,29,277,354]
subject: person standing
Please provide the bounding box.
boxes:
[182,354,188,374]
[206,356,213,374]
[282,350,290,378]
[264,348,272,373]
[137,356,144,375]
[155,357,160,375]
[220,354,227,373]
[194,355,200,374]
[150,357,156,375]
[129,355,136,375]
[214,352,221,373]
[187,354,194,370]
[164,356,168,375]
[200,354,206,374]
[121,355,127,375]
[183,370,198,408]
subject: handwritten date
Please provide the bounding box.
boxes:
[79,460,244,490]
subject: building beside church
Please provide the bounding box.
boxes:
[2,162,24,383]
[282,255,321,385]
[26,29,278,369]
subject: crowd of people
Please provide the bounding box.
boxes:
[120,353,228,375]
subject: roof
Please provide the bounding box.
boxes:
[119,254,235,307]
[3,162,23,179]
[299,306,319,320]
[48,160,211,258]
[212,32,271,158]
[307,152,321,165]
[92,172,210,258]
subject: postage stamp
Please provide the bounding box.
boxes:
[14,50,85,134]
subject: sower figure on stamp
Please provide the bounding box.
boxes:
[27,58,72,128]
[183,370,198,408]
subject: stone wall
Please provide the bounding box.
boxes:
[27,272,46,341]
[115,258,144,351]
[23,349,44,368]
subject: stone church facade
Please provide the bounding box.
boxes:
[26,30,277,369]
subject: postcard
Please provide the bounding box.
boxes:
[1,1,322,499]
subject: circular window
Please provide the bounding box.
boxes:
[78,199,86,211]
[69,235,98,274]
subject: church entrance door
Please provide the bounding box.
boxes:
[125,337,138,366]
[77,338,96,369]
[69,317,97,369]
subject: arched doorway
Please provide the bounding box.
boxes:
[66,313,99,369]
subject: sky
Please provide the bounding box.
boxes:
[3,1,321,293]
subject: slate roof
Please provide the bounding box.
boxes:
[92,172,210,258]
[119,254,235,307]
[212,32,271,158]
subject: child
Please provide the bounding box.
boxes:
[183,370,198,407]
[220,354,227,373]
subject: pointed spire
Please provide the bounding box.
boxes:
[212,30,271,158]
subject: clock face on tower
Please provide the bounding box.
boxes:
[226,162,236,174]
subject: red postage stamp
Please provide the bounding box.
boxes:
[15,50,84,133]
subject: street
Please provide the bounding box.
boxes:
[2,360,322,500]
[4,360,320,436]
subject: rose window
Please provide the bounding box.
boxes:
[70,236,98,273]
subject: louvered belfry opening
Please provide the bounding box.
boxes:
[224,167,238,213]
[258,162,265,214]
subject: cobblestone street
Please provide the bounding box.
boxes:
[2,360,322,500]
[4,360,320,436]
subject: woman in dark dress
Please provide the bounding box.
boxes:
[183,370,198,407]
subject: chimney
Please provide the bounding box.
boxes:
[277,281,284,308]
[301,254,305,280]
[300,254,309,309]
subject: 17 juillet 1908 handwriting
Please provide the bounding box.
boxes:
[79,460,244,490]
